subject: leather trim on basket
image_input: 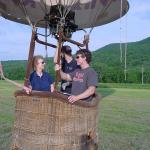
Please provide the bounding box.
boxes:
[14,90,101,108]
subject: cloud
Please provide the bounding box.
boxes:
[1,0,150,60]
[0,17,57,60]
[129,0,150,20]
[0,17,32,59]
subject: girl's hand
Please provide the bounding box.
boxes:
[51,84,55,92]
[22,86,32,94]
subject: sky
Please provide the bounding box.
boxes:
[0,0,150,60]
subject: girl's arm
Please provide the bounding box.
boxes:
[50,83,55,92]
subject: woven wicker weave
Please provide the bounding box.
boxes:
[11,91,100,150]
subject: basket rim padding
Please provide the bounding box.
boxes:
[14,90,101,108]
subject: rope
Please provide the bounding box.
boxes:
[120,0,123,63]
[120,0,128,81]
[56,0,79,23]
[19,0,33,28]
[124,14,128,81]
[48,0,53,13]
[83,0,113,48]
[141,65,144,85]
[58,4,63,19]
[119,0,128,81]
[45,21,49,72]
[38,2,46,14]
[63,0,78,19]
[90,0,113,31]
[0,62,32,95]
[0,61,23,88]
[0,61,2,80]
[41,0,48,14]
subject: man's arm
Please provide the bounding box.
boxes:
[60,70,72,81]
[68,86,96,103]
[55,64,72,81]
[53,44,59,64]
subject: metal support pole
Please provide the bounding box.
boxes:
[54,29,63,89]
[141,65,144,85]
[35,35,57,48]
[24,31,36,86]
[86,43,89,50]
[62,35,87,47]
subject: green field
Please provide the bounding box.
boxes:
[0,81,150,150]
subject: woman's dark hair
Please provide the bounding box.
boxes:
[76,49,92,64]
[61,45,72,56]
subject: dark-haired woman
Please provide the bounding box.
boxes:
[54,45,79,94]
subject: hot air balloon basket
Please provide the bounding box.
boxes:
[11,91,100,150]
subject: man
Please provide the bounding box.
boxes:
[55,49,98,103]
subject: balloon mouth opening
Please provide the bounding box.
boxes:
[36,4,78,39]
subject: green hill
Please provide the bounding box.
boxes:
[1,37,150,83]
[92,37,150,69]
[90,37,150,83]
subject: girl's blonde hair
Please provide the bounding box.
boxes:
[32,55,44,70]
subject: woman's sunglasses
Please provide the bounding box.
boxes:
[38,61,45,64]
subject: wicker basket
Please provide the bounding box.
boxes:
[11,91,100,150]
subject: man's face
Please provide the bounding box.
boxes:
[75,54,86,65]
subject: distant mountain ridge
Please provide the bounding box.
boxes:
[92,37,150,69]
[2,37,150,83]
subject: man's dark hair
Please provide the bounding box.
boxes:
[61,45,72,56]
[76,49,92,64]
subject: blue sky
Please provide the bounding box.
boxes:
[0,0,150,60]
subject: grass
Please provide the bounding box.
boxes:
[0,81,17,149]
[98,87,150,150]
[100,83,150,89]
[0,80,150,150]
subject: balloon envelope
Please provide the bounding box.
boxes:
[0,0,129,29]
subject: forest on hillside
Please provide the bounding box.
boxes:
[1,37,150,83]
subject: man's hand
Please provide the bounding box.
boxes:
[55,64,61,71]
[55,64,72,81]
[68,95,80,103]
